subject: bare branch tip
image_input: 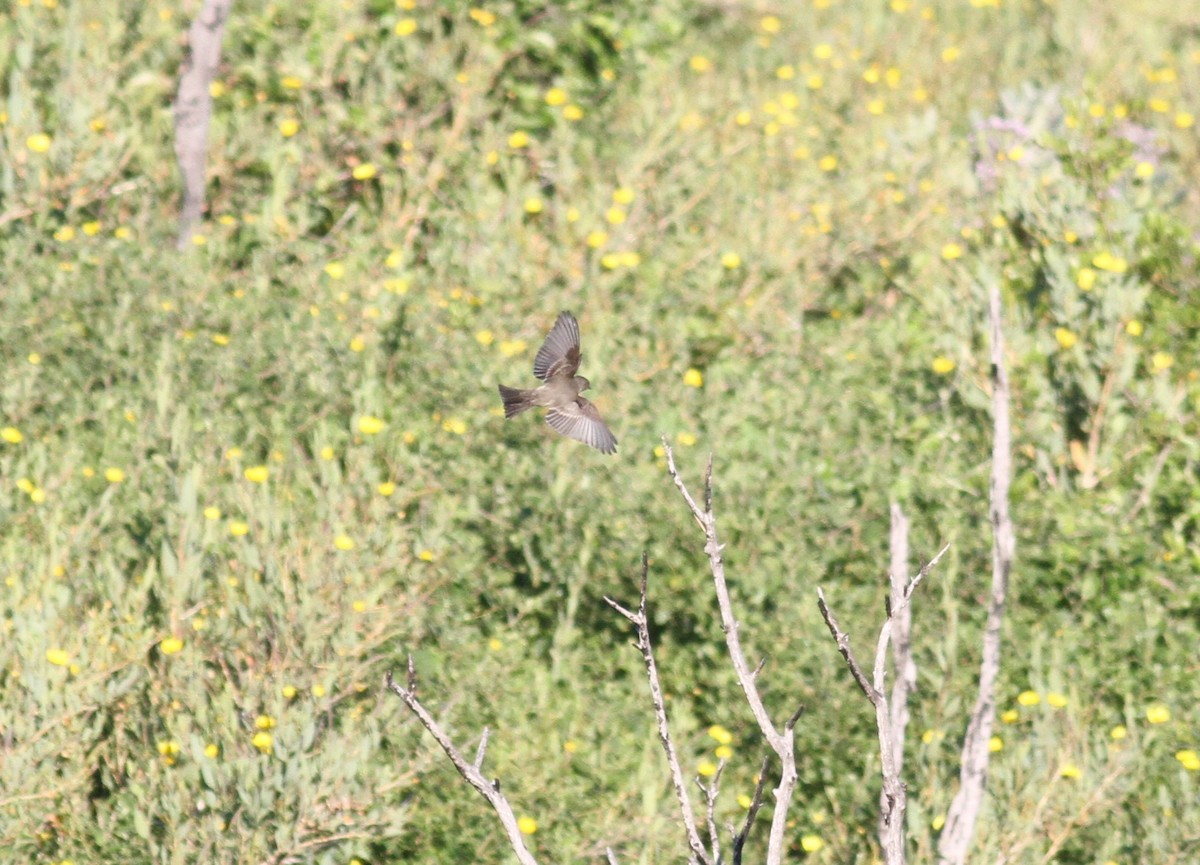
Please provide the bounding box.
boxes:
[637,556,650,615]
[785,703,805,731]
[473,727,491,770]
[703,454,714,511]
[603,595,637,622]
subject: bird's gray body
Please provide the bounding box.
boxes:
[498,311,618,454]
[530,374,588,407]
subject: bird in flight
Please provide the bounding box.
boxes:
[497,311,618,454]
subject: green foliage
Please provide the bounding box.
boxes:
[2,0,1198,863]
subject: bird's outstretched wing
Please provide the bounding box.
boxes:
[546,398,617,454]
[533,311,581,381]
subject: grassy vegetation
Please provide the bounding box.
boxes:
[2,0,1198,862]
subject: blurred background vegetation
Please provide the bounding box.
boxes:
[1,0,1198,862]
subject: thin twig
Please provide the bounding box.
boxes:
[384,660,540,865]
[784,702,805,732]
[604,553,712,865]
[817,590,879,701]
[732,755,771,865]
[664,441,796,865]
[938,282,1016,865]
[698,761,724,864]
[474,727,490,770]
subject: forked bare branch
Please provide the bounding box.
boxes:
[697,761,724,864]
[384,660,539,865]
[663,442,797,865]
[604,553,712,865]
[818,542,950,865]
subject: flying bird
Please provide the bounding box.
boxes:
[498,311,618,454]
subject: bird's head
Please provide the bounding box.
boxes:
[574,375,591,392]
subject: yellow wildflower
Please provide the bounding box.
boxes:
[358,415,387,435]
[1146,705,1170,724]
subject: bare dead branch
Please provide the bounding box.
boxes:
[784,703,805,733]
[606,848,620,865]
[884,505,915,844]
[474,727,491,770]
[816,590,879,701]
[938,282,1016,865]
[173,0,234,249]
[663,440,796,865]
[819,541,949,865]
[698,761,725,864]
[751,656,766,679]
[703,454,714,515]
[732,755,771,865]
[887,503,915,764]
[892,544,948,619]
[604,553,712,865]
[384,662,540,865]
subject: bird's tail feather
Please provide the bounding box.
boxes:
[498,384,535,418]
